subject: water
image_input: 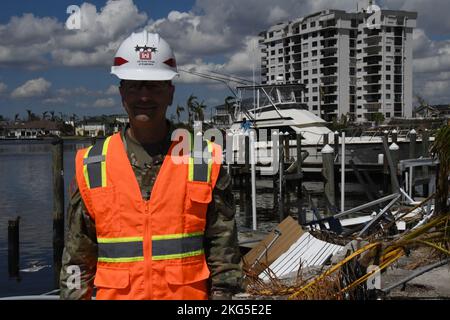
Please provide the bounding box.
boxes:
[0,139,90,298]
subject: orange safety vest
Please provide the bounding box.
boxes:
[75,132,222,300]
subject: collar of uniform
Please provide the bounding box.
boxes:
[120,120,176,167]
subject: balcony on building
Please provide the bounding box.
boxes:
[363,64,381,76]
[321,65,338,76]
[365,28,381,37]
[364,34,382,45]
[321,46,338,57]
[394,75,403,84]
[323,95,338,104]
[364,44,382,55]
[320,19,337,29]
[394,26,404,37]
[293,71,302,78]
[321,75,338,86]
[363,74,381,84]
[363,93,382,103]
[322,105,338,121]
[321,56,338,67]
[322,85,338,94]
[364,55,382,65]
[320,29,337,39]
[363,83,382,94]
[320,38,338,49]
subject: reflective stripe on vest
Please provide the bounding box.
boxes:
[97,233,204,263]
[188,139,213,183]
[97,237,144,263]
[152,232,204,261]
[92,134,211,264]
[83,136,112,189]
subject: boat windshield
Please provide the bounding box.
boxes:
[278,87,296,103]
[238,84,304,111]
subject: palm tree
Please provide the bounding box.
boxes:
[175,104,185,124]
[414,94,429,117]
[193,100,207,122]
[26,109,32,122]
[50,111,55,121]
[224,96,236,122]
[42,111,49,120]
[430,125,450,215]
[14,113,20,123]
[186,94,198,126]
[26,109,40,122]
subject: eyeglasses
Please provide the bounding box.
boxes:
[121,81,170,93]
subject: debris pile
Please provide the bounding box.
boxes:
[240,126,450,300]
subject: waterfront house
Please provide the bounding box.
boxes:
[3,120,61,139]
[75,122,110,137]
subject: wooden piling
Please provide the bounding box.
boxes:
[333,131,339,157]
[296,133,305,225]
[392,129,398,144]
[333,131,339,197]
[422,130,430,196]
[278,134,286,222]
[382,136,400,193]
[409,129,417,159]
[408,129,417,198]
[323,133,329,146]
[322,145,335,215]
[283,132,290,163]
[8,217,20,278]
[244,135,251,228]
[389,143,400,194]
[52,137,65,288]
[383,131,390,194]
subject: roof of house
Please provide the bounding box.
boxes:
[5,120,60,130]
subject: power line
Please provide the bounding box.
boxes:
[179,68,247,97]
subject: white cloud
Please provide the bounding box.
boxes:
[224,36,260,75]
[53,0,147,67]
[0,82,7,95]
[105,84,119,95]
[93,97,116,108]
[43,97,66,105]
[380,0,450,36]
[11,78,51,99]
[56,87,106,97]
[0,0,147,68]
[0,13,60,46]
[176,59,224,84]
[267,6,290,24]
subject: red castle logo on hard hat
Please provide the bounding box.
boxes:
[135,45,157,60]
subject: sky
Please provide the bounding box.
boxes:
[0,0,450,121]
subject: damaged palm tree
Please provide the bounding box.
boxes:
[430,124,450,215]
[287,212,450,300]
[285,125,450,300]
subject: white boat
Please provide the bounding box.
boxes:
[227,84,427,170]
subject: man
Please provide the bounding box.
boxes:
[240,118,253,132]
[60,31,243,300]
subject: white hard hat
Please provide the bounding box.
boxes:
[111,30,179,81]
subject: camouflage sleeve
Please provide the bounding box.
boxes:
[204,166,243,296]
[59,178,98,300]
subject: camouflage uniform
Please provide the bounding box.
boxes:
[60,122,242,299]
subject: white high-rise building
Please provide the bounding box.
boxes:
[260,6,417,123]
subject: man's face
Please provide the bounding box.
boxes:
[119,80,175,126]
